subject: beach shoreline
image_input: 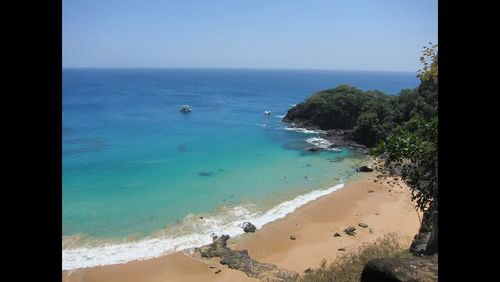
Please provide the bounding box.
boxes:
[63,162,420,282]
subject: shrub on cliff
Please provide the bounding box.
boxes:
[300,233,411,282]
[373,117,438,212]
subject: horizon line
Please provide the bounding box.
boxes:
[62,66,417,73]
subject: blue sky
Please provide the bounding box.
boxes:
[63,0,437,71]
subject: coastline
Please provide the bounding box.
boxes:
[63,164,420,281]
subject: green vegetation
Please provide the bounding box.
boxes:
[373,117,437,212]
[283,45,438,148]
[373,43,438,213]
[300,233,412,282]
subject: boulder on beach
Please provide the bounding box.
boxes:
[357,166,374,172]
[344,226,356,236]
[359,223,369,228]
[241,222,257,233]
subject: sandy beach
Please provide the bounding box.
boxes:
[63,169,420,282]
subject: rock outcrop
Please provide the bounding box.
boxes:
[410,210,438,256]
[196,235,299,282]
[360,255,438,282]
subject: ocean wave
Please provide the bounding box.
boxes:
[62,183,344,270]
[275,115,285,118]
[305,137,332,148]
[305,137,342,152]
[283,127,324,134]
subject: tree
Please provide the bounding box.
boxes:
[372,117,438,211]
[372,43,438,213]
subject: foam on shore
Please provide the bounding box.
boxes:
[62,183,344,270]
[283,127,324,134]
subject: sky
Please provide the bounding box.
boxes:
[63,0,438,71]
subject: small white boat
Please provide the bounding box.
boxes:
[180,105,192,113]
[263,110,272,116]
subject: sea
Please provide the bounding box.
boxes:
[62,68,419,270]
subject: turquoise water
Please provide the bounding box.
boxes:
[62,68,418,269]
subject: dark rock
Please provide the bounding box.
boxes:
[214,269,221,274]
[307,147,322,152]
[360,255,438,282]
[304,268,312,273]
[410,232,431,255]
[333,232,341,237]
[425,211,438,255]
[344,226,356,236]
[367,190,375,193]
[337,248,346,251]
[357,166,374,172]
[199,171,213,176]
[177,144,188,152]
[197,235,299,281]
[240,222,257,233]
[290,235,297,240]
[410,210,438,256]
[209,266,216,269]
[358,223,369,228]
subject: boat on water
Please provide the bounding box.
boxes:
[180,105,192,112]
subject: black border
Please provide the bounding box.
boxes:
[15,0,468,280]
[14,0,62,279]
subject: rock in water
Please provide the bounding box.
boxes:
[360,255,438,282]
[357,166,374,172]
[307,147,322,152]
[358,223,369,228]
[241,222,257,233]
[344,226,356,236]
